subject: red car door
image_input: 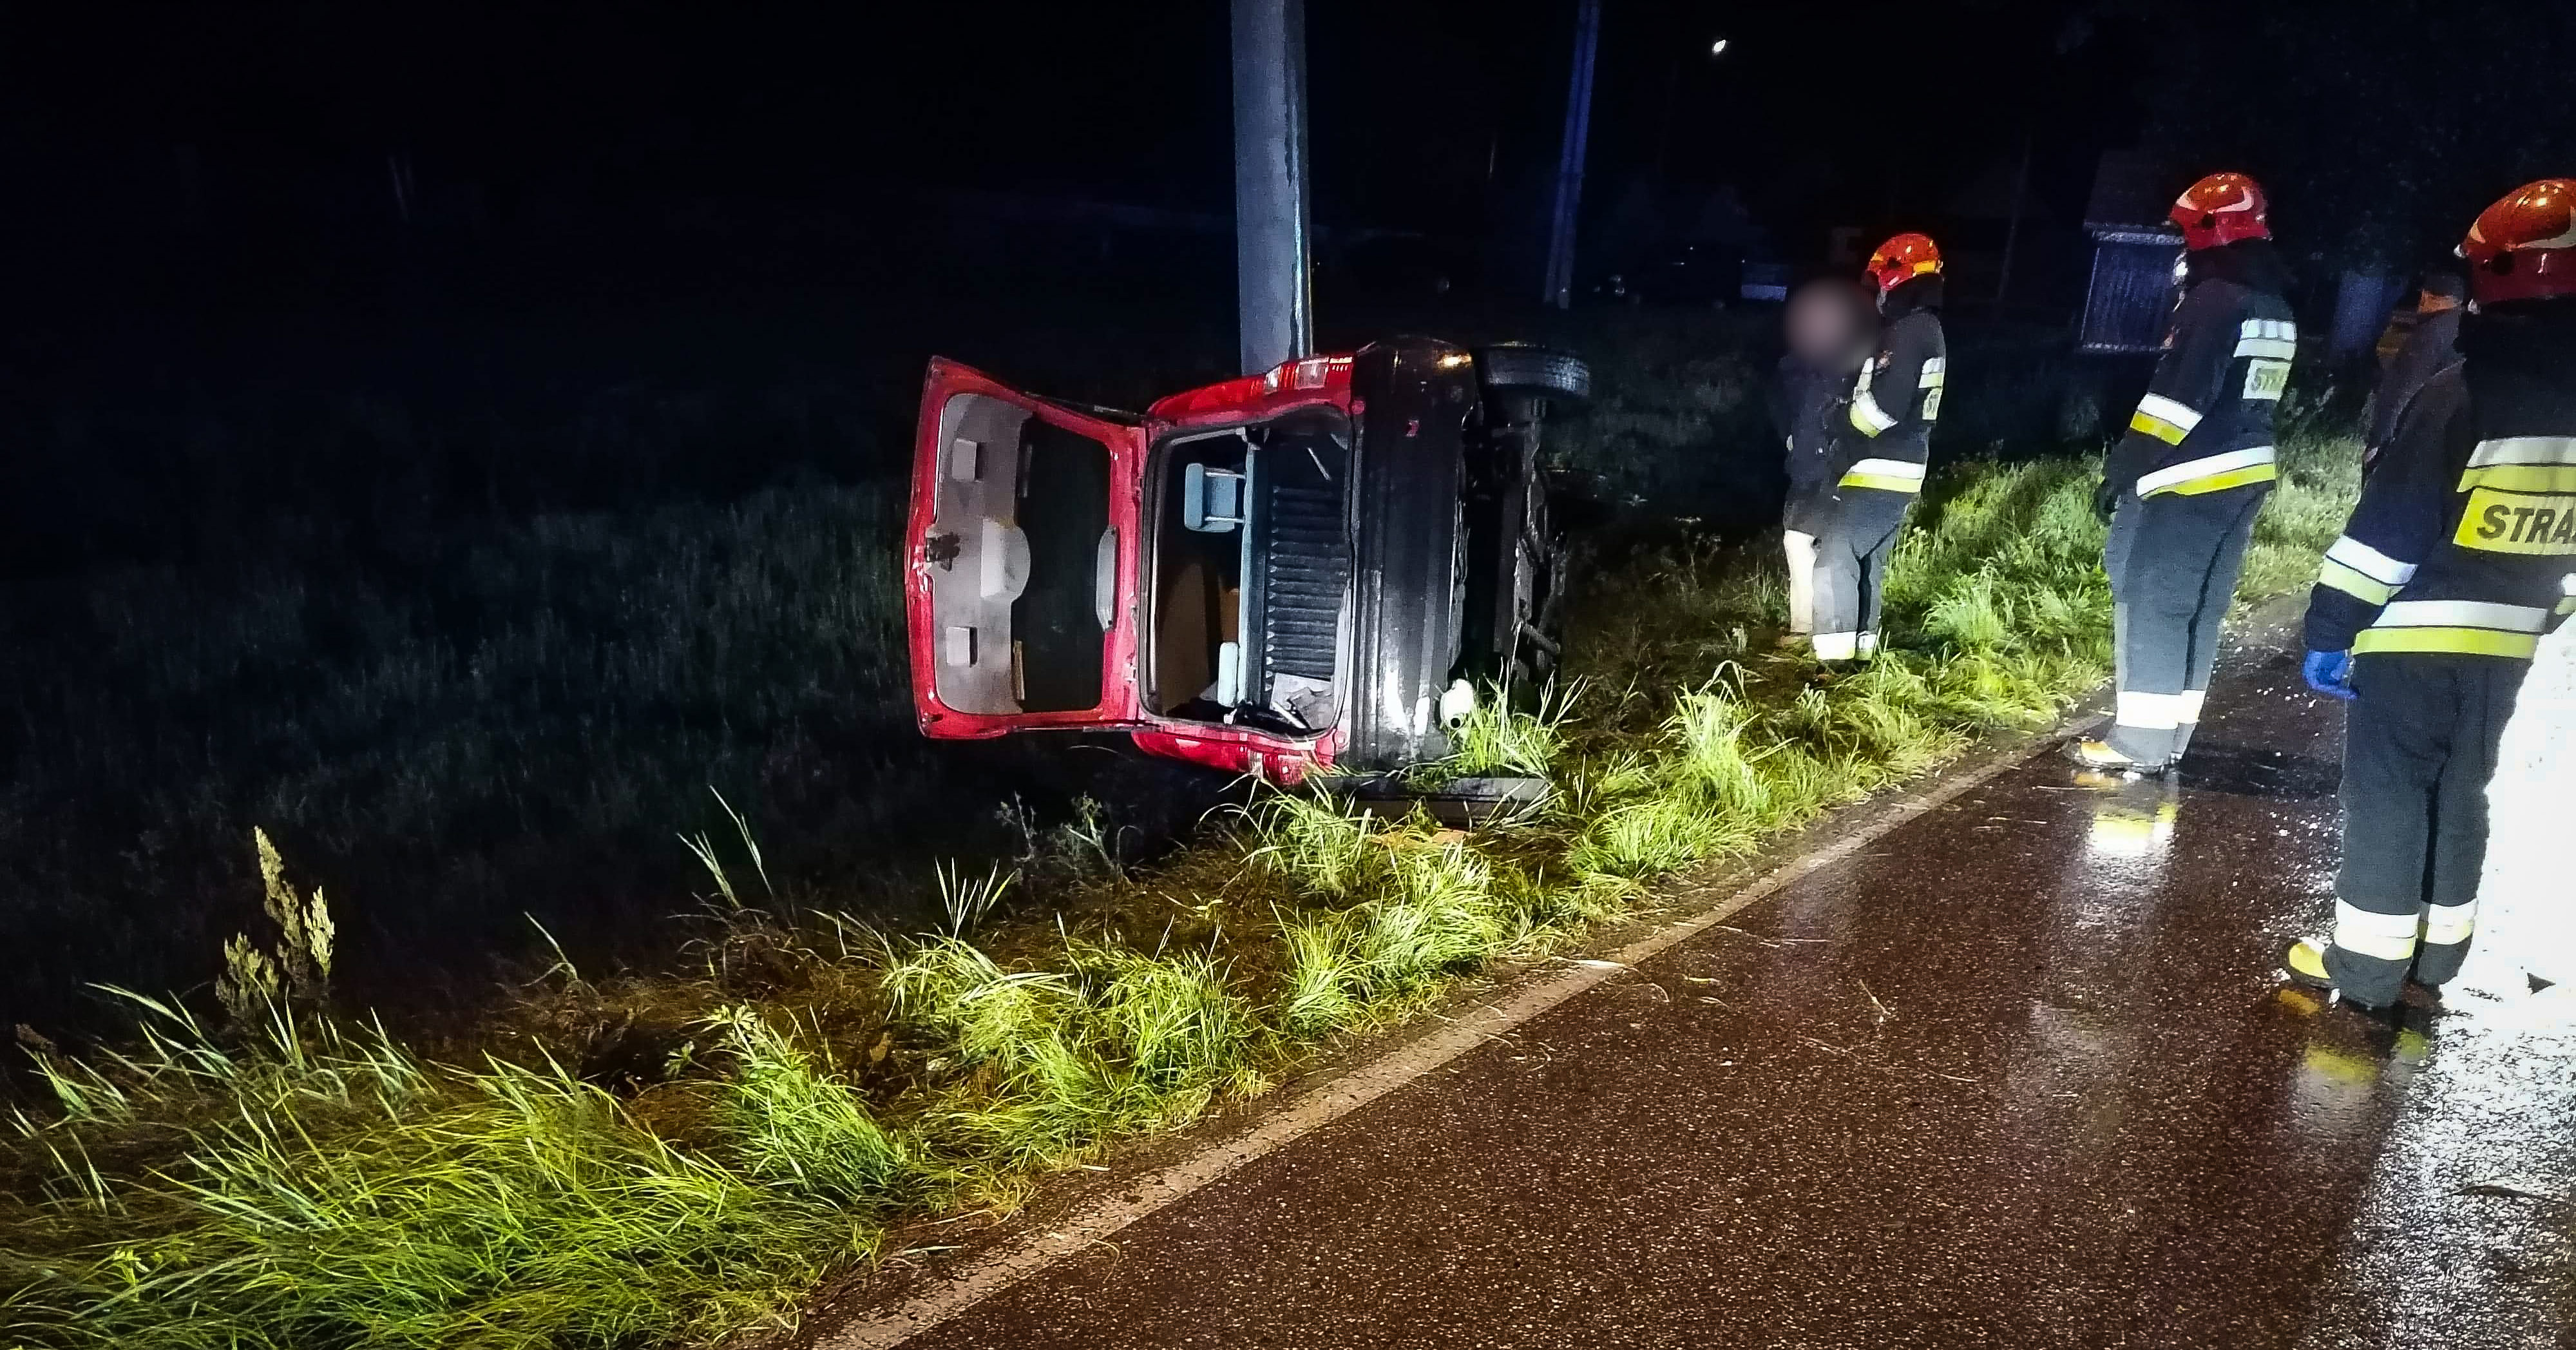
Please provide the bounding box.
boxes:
[905,358,1148,738]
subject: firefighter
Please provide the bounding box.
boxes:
[2363,269,2466,474]
[1772,277,1880,651]
[2287,178,2576,1010]
[1809,232,1947,664]
[2069,172,2296,773]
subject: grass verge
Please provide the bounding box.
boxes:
[0,428,2359,1349]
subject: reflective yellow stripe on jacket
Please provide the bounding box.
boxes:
[1850,391,1896,436]
[2351,599,2548,659]
[2458,436,2576,492]
[1838,458,1925,494]
[2128,392,2202,446]
[2137,445,2278,497]
[2314,534,2418,607]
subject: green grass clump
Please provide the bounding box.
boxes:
[1569,791,1735,879]
[1277,914,1367,1036]
[710,1005,911,1207]
[1354,841,1508,990]
[1665,686,1771,815]
[875,933,1264,1176]
[1244,792,1379,898]
[1087,947,1260,1094]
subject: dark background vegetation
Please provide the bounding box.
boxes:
[1,0,2568,1037]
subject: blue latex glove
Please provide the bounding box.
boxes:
[2302,649,2357,701]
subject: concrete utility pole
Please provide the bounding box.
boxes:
[1542,0,1603,309]
[1232,0,1315,375]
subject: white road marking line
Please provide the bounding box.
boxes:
[816,721,2090,1349]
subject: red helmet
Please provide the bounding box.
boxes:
[2170,172,2269,250]
[1864,233,1942,296]
[2459,179,2576,306]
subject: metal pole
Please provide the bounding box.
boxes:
[1542,0,1602,309]
[1232,0,1314,375]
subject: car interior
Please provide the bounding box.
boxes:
[1146,409,1351,735]
[925,392,1112,715]
[1150,428,1250,717]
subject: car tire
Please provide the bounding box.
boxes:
[1474,345,1592,403]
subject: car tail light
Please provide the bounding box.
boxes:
[1264,354,1349,392]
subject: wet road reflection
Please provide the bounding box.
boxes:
[889,630,2573,1350]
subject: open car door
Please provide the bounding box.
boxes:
[906,358,1147,738]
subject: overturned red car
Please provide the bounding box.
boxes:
[904,337,1588,781]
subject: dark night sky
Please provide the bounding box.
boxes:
[18,0,2566,349]
[0,1,2141,252]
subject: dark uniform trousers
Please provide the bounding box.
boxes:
[2106,483,2269,764]
[2325,652,2526,1007]
[1811,488,1912,661]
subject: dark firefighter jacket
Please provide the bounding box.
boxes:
[2306,305,2576,660]
[2366,305,2463,457]
[2108,241,2297,499]
[1840,277,1945,498]
[1775,343,1868,534]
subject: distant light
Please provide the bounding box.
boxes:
[1710,38,1730,55]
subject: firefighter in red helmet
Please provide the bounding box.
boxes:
[1802,232,1947,665]
[2287,180,2576,1009]
[2070,172,2298,773]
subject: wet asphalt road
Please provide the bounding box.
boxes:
[893,631,2576,1349]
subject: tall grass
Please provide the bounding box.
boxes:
[3,1006,861,1349]
[0,374,2363,1348]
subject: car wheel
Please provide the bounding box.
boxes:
[1475,343,1591,398]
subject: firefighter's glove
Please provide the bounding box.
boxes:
[2302,649,2357,702]
[2092,476,2126,522]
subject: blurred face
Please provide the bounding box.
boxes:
[1786,282,1865,365]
